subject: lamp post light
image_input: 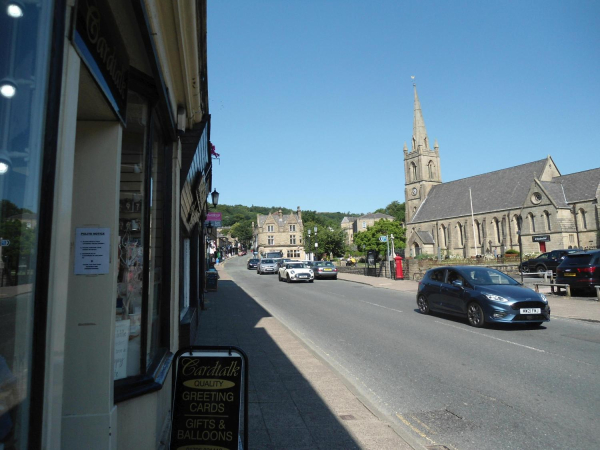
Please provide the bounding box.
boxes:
[210,189,219,208]
[307,229,311,261]
[314,226,318,260]
[517,215,523,283]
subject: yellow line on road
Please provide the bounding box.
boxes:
[396,413,437,445]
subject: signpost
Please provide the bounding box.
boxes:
[171,346,248,450]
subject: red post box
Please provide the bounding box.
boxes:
[395,255,404,280]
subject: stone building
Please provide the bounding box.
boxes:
[254,207,306,259]
[405,85,600,258]
[341,214,395,244]
[341,216,358,244]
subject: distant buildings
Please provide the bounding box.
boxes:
[253,207,306,258]
[341,213,395,244]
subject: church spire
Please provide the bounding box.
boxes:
[412,84,430,152]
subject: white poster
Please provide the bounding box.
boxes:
[114,319,130,380]
[74,227,110,275]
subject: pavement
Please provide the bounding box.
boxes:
[195,260,599,450]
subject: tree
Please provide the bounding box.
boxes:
[353,219,405,258]
[229,220,253,247]
[374,200,405,223]
[302,223,346,259]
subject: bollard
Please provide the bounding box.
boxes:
[395,255,404,280]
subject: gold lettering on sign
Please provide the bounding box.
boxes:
[84,3,127,98]
[181,359,241,377]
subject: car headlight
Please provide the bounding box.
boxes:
[539,294,548,303]
[309,270,313,273]
[290,270,295,275]
[484,293,509,303]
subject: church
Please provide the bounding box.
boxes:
[404,86,600,258]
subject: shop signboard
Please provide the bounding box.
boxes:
[532,235,551,242]
[72,0,130,124]
[171,347,248,450]
[206,212,222,227]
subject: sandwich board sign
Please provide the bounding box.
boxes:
[170,346,248,450]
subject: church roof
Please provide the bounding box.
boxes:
[552,168,600,202]
[411,159,549,223]
[416,230,435,245]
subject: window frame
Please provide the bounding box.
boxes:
[114,70,173,403]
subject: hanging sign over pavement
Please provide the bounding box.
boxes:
[171,347,248,450]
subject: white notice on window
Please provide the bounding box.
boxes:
[75,227,110,275]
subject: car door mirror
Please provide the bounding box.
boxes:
[452,279,464,288]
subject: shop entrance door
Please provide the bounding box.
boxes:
[539,242,546,252]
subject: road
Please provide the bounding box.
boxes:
[225,257,600,450]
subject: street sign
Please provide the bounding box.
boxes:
[379,236,387,242]
[1,240,9,246]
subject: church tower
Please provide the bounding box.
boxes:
[404,85,442,223]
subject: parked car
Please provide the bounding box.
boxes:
[416,266,550,328]
[247,258,259,270]
[278,262,314,283]
[520,249,578,274]
[275,258,292,268]
[312,261,338,279]
[257,258,278,275]
[555,250,600,295]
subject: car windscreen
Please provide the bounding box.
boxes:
[288,264,305,268]
[249,259,259,263]
[262,259,274,264]
[463,268,519,286]
[561,254,595,265]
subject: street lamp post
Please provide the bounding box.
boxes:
[314,226,318,260]
[307,229,311,261]
[517,216,524,283]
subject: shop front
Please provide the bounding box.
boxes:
[0,0,211,448]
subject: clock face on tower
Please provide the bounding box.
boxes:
[411,187,417,196]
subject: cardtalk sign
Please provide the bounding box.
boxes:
[171,347,248,450]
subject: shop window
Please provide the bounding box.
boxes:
[287,250,300,258]
[115,89,170,387]
[0,0,55,446]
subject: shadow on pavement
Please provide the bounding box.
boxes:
[195,279,365,449]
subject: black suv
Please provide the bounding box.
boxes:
[555,250,600,294]
[520,249,578,274]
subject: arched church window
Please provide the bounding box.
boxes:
[474,220,481,245]
[544,211,551,231]
[440,225,447,247]
[411,162,417,182]
[427,161,434,179]
[528,213,536,233]
[457,222,464,247]
[579,209,587,230]
[494,218,501,243]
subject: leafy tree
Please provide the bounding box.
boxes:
[229,220,253,247]
[374,200,405,223]
[353,219,405,258]
[302,223,346,259]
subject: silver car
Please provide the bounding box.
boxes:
[257,258,278,275]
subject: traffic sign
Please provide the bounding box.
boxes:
[378,236,387,242]
[1,239,9,247]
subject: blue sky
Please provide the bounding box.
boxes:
[207,0,600,215]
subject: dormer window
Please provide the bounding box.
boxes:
[267,225,274,232]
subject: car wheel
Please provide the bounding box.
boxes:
[417,295,430,315]
[278,273,283,282]
[286,274,291,283]
[521,265,529,273]
[467,302,485,328]
[536,265,546,274]
[309,279,314,283]
[333,275,337,280]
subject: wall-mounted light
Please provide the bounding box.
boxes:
[6,2,24,18]
[210,189,219,208]
[0,149,12,175]
[0,80,16,98]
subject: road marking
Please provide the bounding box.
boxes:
[359,300,402,313]
[435,321,546,352]
[396,413,437,444]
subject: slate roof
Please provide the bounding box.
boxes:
[416,231,435,245]
[358,213,394,220]
[257,212,299,228]
[551,168,600,203]
[411,159,549,223]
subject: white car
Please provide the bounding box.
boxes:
[278,262,314,283]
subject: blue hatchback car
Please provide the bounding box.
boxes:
[417,266,550,327]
